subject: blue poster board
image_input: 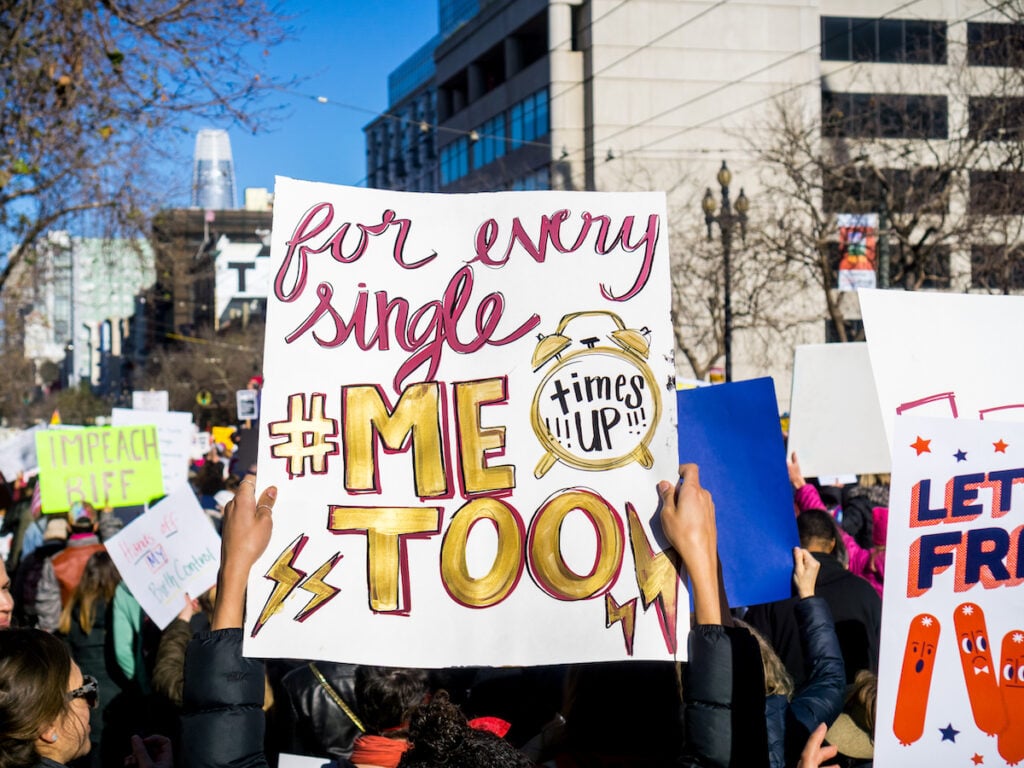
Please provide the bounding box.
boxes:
[676,377,797,608]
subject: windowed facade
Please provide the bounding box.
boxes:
[509,89,549,149]
[969,171,1024,215]
[823,166,948,214]
[967,22,1024,67]
[473,114,507,169]
[971,245,1024,290]
[511,167,550,190]
[440,137,470,185]
[822,91,948,139]
[821,17,946,64]
[968,97,1024,141]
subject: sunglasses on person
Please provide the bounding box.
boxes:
[68,675,99,709]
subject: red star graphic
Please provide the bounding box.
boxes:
[911,436,931,455]
[971,754,984,765]
[994,439,1009,453]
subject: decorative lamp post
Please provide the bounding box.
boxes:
[702,161,749,383]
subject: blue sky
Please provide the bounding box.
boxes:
[188,1,439,202]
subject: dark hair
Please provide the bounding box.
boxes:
[356,666,429,735]
[58,551,120,635]
[398,690,531,768]
[0,629,73,768]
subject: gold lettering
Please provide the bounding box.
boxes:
[440,497,524,607]
[454,378,514,495]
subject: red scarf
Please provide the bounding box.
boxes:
[350,734,411,768]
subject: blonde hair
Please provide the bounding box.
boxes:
[733,617,794,698]
[58,551,120,635]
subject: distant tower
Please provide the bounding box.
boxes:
[191,129,237,210]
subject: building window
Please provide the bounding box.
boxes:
[821,17,946,64]
[473,113,507,169]
[971,245,1024,290]
[440,137,470,185]
[823,166,948,214]
[511,167,551,191]
[969,170,1024,215]
[822,91,948,139]
[968,97,1024,141]
[509,88,549,149]
[967,22,1024,67]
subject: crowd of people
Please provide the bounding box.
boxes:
[0,440,889,768]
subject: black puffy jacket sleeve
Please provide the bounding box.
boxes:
[182,628,269,768]
[679,624,770,768]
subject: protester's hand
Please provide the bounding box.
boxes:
[213,474,276,631]
[176,593,200,623]
[124,734,173,768]
[221,474,276,575]
[793,547,820,599]
[788,452,806,490]
[658,463,721,624]
[797,723,838,768]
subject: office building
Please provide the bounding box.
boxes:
[192,128,238,210]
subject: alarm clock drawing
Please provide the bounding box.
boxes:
[530,310,662,479]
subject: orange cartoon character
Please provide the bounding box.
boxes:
[893,613,941,746]
[953,602,1008,736]
[998,630,1024,765]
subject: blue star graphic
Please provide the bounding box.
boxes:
[954,449,968,462]
[940,723,960,742]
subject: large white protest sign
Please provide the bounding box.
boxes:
[875,415,1024,767]
[787,343,890,476]
[112,408,194,493]
[106,486,221,629]
[132,390,169,412]
[246,179,680,667]
[0,426,42,478]
[860,290,1024,440]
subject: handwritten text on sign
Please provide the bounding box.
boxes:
[34,426,164,513]
[247,181,679,667]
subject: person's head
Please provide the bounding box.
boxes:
[398,690,531,768]
[733,617,795,698]
[58,551,121,635]
[0,559,13,630]
[0,628,94,768]
[67,502,96,536]
[43,517,69,542]
[825,669,877,759]
[797,509,839,555]
[356,666,429,735]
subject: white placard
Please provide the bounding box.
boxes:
[105,486,221,629]
[132,390,169,412]
[245,179,681,668]
[875,415,1024,767]
[112,408,194,493]
[236,389,259,421]
[787,342,890,476]
[860,289,1024,441]
[0,426,42,478]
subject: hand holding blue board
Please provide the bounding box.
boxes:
[675,377,798,608]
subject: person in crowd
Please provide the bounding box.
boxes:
[35,505,106,632]
[0,556,14,630]
[823,670,876,768]
[739,548,845,768]
[13,517,68,628]
[195,445,228,511]
[152,591,213,708]
[349,666,429,768]
[745,509,881,687]
[56,551,122,768]
[276,659,363,760]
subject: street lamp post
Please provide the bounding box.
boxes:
[702,161,749,383]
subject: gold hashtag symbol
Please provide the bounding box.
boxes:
[268,393,339,477]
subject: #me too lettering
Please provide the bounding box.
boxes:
[907,467,1024,597]
[259,377,680,655]
[273,205,660,392]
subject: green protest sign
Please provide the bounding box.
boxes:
[34,426,164,512]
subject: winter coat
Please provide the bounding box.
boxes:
[745,554,881,687]
[277,660,362,759]
[763,598,845,768]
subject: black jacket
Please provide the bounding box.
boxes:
[744,553,881,687]
[678,624,770,768]
[277,661,362,758]
[764,597,846,768]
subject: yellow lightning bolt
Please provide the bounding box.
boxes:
[627,503,683,654]
[605,593,638,655]
[252,534,308,637]
[295,553,342,623]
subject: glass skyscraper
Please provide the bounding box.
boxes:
[191,129,237,210]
